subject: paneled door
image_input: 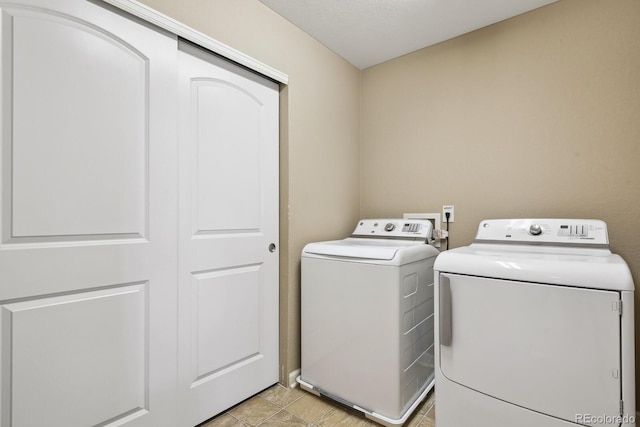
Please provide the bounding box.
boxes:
[177,41,279,426]
[0,1,178,426]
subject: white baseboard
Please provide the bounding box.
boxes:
[288,369,300,388]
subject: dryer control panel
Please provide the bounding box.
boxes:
[474,219,609,245]
[352,218,433,241]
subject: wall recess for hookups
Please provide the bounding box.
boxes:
[403,213,441,248]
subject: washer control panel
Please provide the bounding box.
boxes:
[475,219,609,245]
[352,218,433,241]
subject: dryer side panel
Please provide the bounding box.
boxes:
[438,273,621,426]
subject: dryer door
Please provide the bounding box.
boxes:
[438,273,622,426]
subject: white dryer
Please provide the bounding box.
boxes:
[298,219,440,426]
[434,219,636,427]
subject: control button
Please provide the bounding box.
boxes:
[580,225,588,237]
[558,225,569,236]
[529,224,542,236]
[384,223,396,232]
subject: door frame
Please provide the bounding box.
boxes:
[101,0,287,85]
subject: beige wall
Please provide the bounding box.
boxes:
[138,0,362,385]
[362,0,640,399]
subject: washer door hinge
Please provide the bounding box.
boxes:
[612,300,623,316]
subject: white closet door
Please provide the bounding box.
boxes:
[177,41,279,426]
[0,1,178,426]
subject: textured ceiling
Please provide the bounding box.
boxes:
[260,0,558,69]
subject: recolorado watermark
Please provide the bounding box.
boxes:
[575,414,636,424]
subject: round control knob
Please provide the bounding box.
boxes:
[384,223,396,232]
[529,224,543,236]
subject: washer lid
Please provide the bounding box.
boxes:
[303,238,419,260]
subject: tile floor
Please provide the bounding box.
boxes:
[199,384,435,427]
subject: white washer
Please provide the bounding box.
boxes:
[434,219,636,427]
[298,218,440,426]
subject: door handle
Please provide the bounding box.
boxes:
[268,243,277,253]
[440,274,452,346]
